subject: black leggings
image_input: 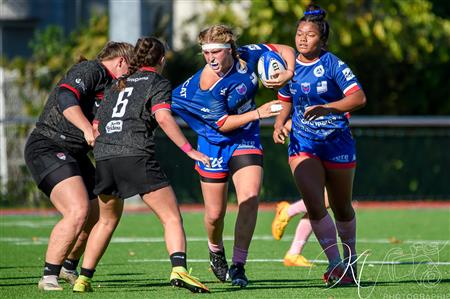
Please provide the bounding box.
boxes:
[200,154,263,183]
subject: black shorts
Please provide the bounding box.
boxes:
[94,156,170,199]
[24,132,95,199]
[200,154,263,183]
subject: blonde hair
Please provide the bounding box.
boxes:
[198,25,238,59]
[97,41,134,64]
[198,24,248,69]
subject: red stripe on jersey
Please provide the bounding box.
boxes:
[140,66,157,73]
[344,84,360,96]
[195,164,228,179]
[323,161,356,169]
[96,92,104,100]
[266,44,277,52]
[60,84,80,100]
[277,93,292,102]
[151,103,171,113]
[345,112,351,119]
[216,115,229,127]
[232,149,263,156]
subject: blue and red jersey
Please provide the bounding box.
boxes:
[171,44,277,145]
[278,51,362,141]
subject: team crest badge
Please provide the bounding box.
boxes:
[236,83,247,95]
[56,152,66,160]
[301,82,311,94]
[313,65,324,77]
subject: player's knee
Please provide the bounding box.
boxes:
[204,211,224,226]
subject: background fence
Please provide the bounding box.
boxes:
[1,116,449,207]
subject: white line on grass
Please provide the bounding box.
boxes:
[127,258,450,266]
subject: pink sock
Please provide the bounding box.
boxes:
[288,215,313,255]
[208,240,224,253]
[336,217,357,261]
[232,246,248,265]
[287,199,307,217]
[310,213,341,265]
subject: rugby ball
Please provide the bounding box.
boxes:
[257,51,287,87]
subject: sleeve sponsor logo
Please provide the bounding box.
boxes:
[338,60,345,67]
[342,68,355,81]
[75,78,86,91]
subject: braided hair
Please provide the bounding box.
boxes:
[117,37,165,90]
[298,4,330,48]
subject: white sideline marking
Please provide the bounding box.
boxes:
[0,235,449,246]
[127,258,450,266]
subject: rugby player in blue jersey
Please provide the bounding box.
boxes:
[273,5,367,287]
[172,24,296,287]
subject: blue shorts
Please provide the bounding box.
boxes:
[288,129,356,169]
[195,133,263,179]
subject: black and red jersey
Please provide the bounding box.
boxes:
[93,67,171,160]
[34,60,115,154]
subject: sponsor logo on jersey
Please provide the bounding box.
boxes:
[338,60,345,67]
[237,99,252,114]
[56,152,66,160]
[250,73,258,85]
[180,76,192,98]
[75,78,86,91]
[244,44,261,50]
[95,101,100,107]
[207,157,224,169]
[105,120,123,133]
[289,85,297,95]
[200,107,210,113]
[313,65,324,77]
[236,62,247,74]
[220,87,228,96]
[331,154,350,162]
[342,68,355,81]
[301,82,311,94]
[317,81,328,94]
[236,83,247,95]
[127,76,149,82]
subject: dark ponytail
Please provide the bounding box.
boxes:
[117,37,166,90]
[297,4,330,47]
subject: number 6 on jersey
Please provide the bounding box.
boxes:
[112,87,133,118]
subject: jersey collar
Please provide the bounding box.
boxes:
[140,66,157,73]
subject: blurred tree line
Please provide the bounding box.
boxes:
[4,0,450,116]
[194,0,450,115]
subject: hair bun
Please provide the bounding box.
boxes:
[304,6,326,20]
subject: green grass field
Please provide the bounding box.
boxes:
[1,208,449,298]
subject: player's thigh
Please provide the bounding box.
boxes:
[97,194,124,222]
[50,175,90,217]
[325,167,355,220]
[231,165,262,205]
[289,155,327,219]
[141,185,182,223]
[200,181,228,220]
